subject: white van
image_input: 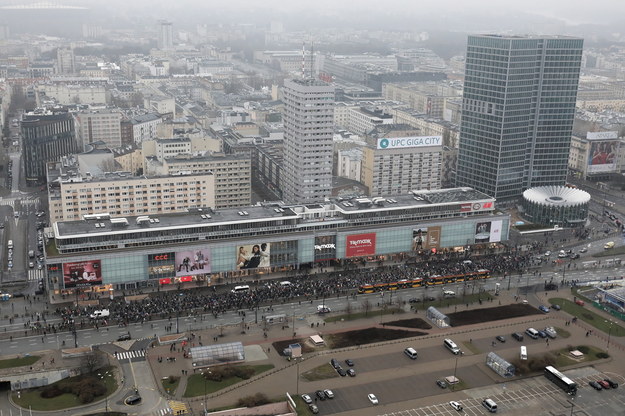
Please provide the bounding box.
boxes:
[443,290,456,298]
[482,398,497,413]
[520,346,527,360]
[404,347,418,359]
[90,309,110,319]
[231,285,250,293]
[444,338,461,355]
[317,305,331,314]
[525,327,539,339]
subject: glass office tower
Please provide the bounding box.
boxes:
[456,35,583,200]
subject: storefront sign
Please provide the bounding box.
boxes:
[346,233,376,257]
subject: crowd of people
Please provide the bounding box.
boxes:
[53,252,531,328]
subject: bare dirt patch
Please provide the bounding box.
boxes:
[383,317,432,330]
[447,304,540,326]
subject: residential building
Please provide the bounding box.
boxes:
[56,47,75,74]
[157,20,174,50]
[47,157,215,223]
[75,109,123,149]
[456,35,583,200]
[281,78,335,204]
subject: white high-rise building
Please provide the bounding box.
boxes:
[157,20,174,50]
[281,78,335,204]
[56,47,75,74]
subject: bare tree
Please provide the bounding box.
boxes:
[361,299,372,317]
[97,158,118,174]
[80,351,104,374]
[345,300,353,318]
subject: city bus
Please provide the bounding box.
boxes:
[544,366,577,395]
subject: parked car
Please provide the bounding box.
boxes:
[345,359,354,367]
[597,380,611,389]
[337,367,347,377]
[512,332,524,341]
[408,297,420,303]
[330,358,340,369]
[315,390,326,401]
[544,327,557,339]
[301,394,313,404]
[308,404,319,414]
[604,378,619,388]
[347,368,356,377]
[449,401,463,411]
[551,304,561,310]
[368,393,378,404]
[324,389,334,399]
[436,380,447,389]
[589,381,602,390]
[496,335,506,343]
[537,330,548,338]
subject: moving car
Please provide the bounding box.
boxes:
[551,304,561,310]
[538,305,550,313]
[317,305,331,314]
[449,401,463,411]
[589,381,602,390]
[496,335,506,343]
[117,333,131,341]
[124,394,142,405]
[604,241,615,250]
[579,247,588,253]
[368,393,378,404]
[301,394,313,404]
[436,380,447,389]
[323,389,334,399]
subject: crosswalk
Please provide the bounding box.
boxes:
[168,400,188,415]
[156,407,173,416]
[28,268,45,280]
[0,197,39,207]
[116,349,146,362]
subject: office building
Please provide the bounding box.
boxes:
[56,47,75,74]
[75,109,123,149]
[456,35,583,200]
[281,78,335,204]
[22,111,78,185]
[157,20,174,50]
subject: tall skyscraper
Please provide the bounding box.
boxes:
[56,47,75,74]
[281,78,335,204]
[456,35,583,200]
[157,20,174,50]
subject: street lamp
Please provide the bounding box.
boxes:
[201,369,211,415]
[98,371,113,413]
[605,320,614,350]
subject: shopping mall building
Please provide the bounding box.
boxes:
[45,187,509,295]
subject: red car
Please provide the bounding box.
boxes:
[597,380,611,389]
[575,299,585,306]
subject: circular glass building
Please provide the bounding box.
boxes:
[522,186,590,227]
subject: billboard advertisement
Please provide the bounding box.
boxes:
[236,243,271,270]
[314,235,337,262]
[474,221,503,243]
[346,233,376,257]
[412,227,441,251]
[175,249,211,276]
[147,252,175,279]
[588,140,618,173]
[377,136,442,150]
[63,260,102,288]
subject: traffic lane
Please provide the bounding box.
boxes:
[313,363,492,415]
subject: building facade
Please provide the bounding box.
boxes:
[281,79,335,204]
[157,20,174,50]
[44,188,509,293]
[75,109,123,149]
[456,35,583,200]
[22,111,78,185]
[361,136,442,196]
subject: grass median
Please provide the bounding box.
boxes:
[183,364,274,397]
[548,297,625,336]
[0,355,40,369]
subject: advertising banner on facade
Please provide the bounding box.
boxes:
[475,222,492,243]
[147,252,175,279]
[588,139,618,173]
[412,227,441,250]
[314,235,337,262]
[63,260,102,288]
[236,243,271,270]
[175,249,211,276]
[377,136,442,150]
[489,220,503,243]
[345,233,376,257]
